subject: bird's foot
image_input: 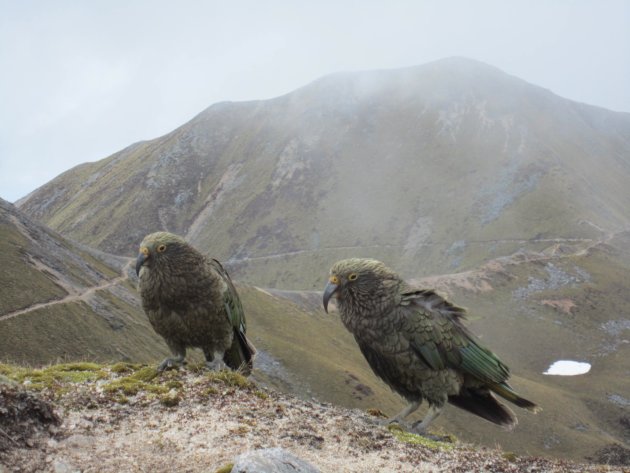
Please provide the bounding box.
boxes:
[409,422,454,442]
[205,359,228,371]
[158,357,186,372]
[365,409,413,430]
[370,417,412,430]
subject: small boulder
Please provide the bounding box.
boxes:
[230,448,320,473]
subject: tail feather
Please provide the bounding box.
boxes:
[491,382,541,413]
[449,388,517,429]
[224,329,256,376]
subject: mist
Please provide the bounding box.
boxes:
[1,1,629,202]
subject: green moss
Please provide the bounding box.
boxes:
[502,452,518,462]
[253,390,269,400]
[214,464,234,473]
[53,362,102,372]
[128,366,159,382]
[207,370,252,389]
[204,386,219,396]
[159,392,181,407]
[165,380,183,389]
[186,361,207,374]
[102,365,165,396]
[103,377,168,396]
[387,424,454,450]
[103,378,141,396]
[0,363,107,391]
[114,394,129,404]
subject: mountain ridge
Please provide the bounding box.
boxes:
[16,58,630,291]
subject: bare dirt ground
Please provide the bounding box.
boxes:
[1,369,624,473]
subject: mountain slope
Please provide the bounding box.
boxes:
[0,198,170,364]
[17,57,630,288]
[268,230,630,464]
[2,199,629,462]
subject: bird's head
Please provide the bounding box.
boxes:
[135,231,190,276]
[322,258,399,313]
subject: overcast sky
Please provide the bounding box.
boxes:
[1,1,629,203]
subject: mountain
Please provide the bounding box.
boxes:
[0,198,171,364]
[5,58,630,462]
[17,57,630,289]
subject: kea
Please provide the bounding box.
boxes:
[323,258,539,434]
[136,232,255,373]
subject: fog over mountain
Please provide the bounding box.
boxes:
[17,58,630,289]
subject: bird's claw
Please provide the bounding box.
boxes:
[158,357,187,371]
[409,422,454,442]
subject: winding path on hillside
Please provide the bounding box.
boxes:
[2,221,624,322]
[0,259,134,322]
[226,229,611,266]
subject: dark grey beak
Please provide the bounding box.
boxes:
[135,252,149,276]
[323,281,339,313]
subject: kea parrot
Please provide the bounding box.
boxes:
[136,231,255,373]
[323,258,539,434]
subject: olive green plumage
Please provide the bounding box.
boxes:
[136,232,255,374]
[323,258,539,433]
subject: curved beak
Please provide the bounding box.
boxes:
[322,281,339,313]
[135,252,149,276]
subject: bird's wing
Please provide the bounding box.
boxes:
[208,259,246,333]
[208,259,256,373]
[401,289,510,385]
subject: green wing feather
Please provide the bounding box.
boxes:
[209,259,246,330]
[402,289,509,383]
[458,338,510,383]
[209,259,256,374]
[402,289,539,411]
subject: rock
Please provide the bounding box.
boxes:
[230,448,320,473]
[0,375,17,386]
[52,459,79,473]
[0,384,60,452]
[63,434,93,448]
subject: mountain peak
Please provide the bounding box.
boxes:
[17,58,630,280]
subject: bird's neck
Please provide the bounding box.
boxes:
[338,280,402,331]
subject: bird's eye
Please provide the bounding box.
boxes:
[157,244,167,253]
[330,275,339,284]
[348,273,358,281]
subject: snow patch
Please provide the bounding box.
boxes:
[543,360,591,376]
